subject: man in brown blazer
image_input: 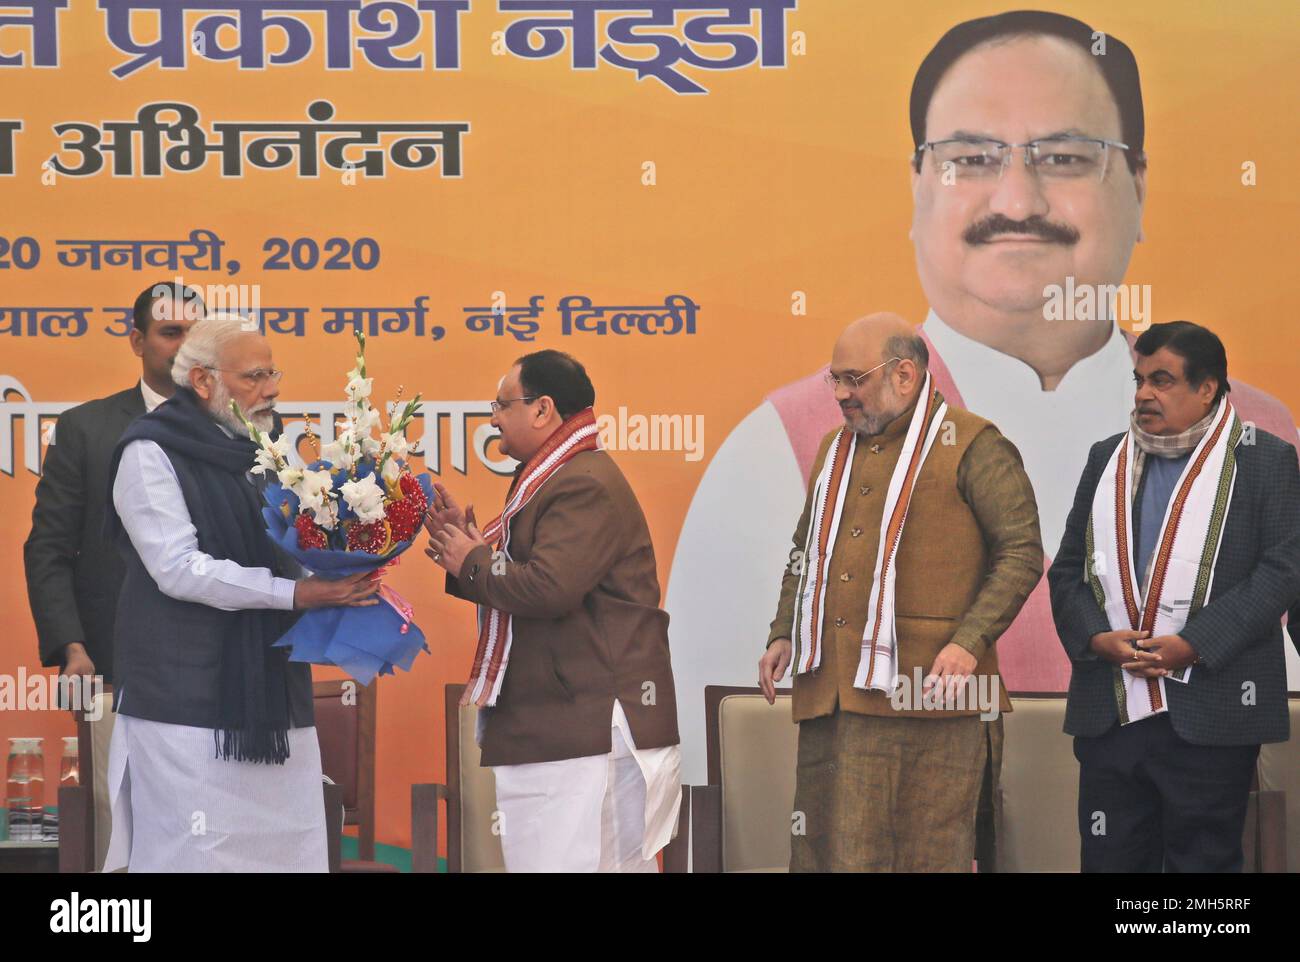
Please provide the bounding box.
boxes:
[426,349,681,872]
[759,313,1043,872]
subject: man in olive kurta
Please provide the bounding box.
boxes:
[759,313,1043,872]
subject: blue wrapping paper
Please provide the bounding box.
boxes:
[261,463,435,686]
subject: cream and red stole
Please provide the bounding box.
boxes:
[791,374,949,691]
[462,408,601,707]
[1085,399,1242,724]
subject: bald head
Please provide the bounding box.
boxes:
[832,312,930,388]
[829,312,929,437]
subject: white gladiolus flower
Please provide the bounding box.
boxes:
[381,457,401,483]
[346,375,373,402]
[355,407,382,436]
[295,468,336,511]
[277,467,304,488]
[250,434,290,476]
[320,436,356,473]
[383,431,410,459]
[340,474,386,523]
[360,435,382,457]
[310,500,338,531]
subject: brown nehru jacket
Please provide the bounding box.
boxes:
[447,448,680,766]
[769,401,1043,722]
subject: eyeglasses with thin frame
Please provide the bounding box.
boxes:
[914,136,1130,183]
[490,395,538,413]
[204,365,283,386]
[824,357,902,391]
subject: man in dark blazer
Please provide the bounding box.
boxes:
[24,281,205,685]
[1049,321,1300,872]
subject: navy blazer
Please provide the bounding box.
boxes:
[1049,426,1300,746]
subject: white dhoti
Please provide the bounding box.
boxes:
[102,714,329,873]
[490,701,682,873]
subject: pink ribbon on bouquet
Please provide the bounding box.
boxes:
[374,556,415,633]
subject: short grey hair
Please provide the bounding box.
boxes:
[884,332,929,371]
[170,313,258,388]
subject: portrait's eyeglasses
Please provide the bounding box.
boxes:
[204,366,283,386]
[824,357,902,391]
[914,136,1130,183]
[490,395,538,413]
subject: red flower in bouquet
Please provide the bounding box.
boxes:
[384,472,430,543]
[294,513,329,550]
[346,518,395,555]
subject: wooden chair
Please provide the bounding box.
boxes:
[58,685,116,873]
[412,683,690,872]
[313,678,397,873]
[1253,693,1297,873]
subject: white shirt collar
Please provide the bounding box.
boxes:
[920,308,1133,402]
[920,307,1136,558]
[139,379,169,413]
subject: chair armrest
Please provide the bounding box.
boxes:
[690,784,722,874]
[1256,789,1287,873]
[411,783,448,874]
[58,784,93,874]
[324,781,344,874]
[661,785,691,873]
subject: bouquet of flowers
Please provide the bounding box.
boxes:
[233,330,434,686]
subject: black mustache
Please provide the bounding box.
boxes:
[964,215,1079,246]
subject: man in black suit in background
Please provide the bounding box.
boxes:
[24,281,205,686]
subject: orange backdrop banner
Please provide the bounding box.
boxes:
[2,1,1296,858]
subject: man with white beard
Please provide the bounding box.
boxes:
[102,315,380,872]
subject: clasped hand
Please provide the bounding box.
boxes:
[423,481,488,578]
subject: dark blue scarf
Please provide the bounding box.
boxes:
[106,387,297,764]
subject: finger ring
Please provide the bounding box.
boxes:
[433,552,441,561]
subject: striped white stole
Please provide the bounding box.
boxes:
[791,374,948,692]
[1085,399,1241,724]
[462,408,601,707]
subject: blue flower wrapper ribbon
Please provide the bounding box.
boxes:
[261,465,435,686]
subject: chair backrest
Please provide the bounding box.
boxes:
[445,685,506,873]
[313,679,377,861]
[1256,694,1300,871]
[997,695,1079,872]
[706,687,797,873]
[78,688,117,873]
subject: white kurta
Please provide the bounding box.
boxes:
[102,716,328,873]
[102,409,325,872]
[490,700,682,873]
